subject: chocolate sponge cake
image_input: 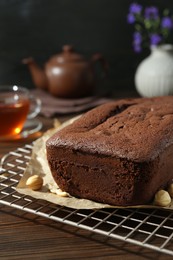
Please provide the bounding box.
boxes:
[46,96,173,206]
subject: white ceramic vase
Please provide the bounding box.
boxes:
[135,44,173,97]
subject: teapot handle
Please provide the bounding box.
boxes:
[91,53,109,78]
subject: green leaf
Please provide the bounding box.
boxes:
[144,19,152,29]
[163,9,169,16]
[135,24,142,31]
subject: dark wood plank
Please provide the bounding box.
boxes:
[1,205,172,260]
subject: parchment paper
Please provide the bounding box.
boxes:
[16,117,173,210]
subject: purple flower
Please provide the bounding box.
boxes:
[144,6,159,20]
[127,3,173,53]
[133,32,142,53]
[133,45,142,53]
[127,13,135,24]
[133,32,142,44]
[150,33,162,46]
[129,3,142,14]
[161,17,173,29]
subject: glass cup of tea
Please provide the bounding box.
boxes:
[0,85,41,138]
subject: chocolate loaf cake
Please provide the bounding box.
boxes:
[46,96,173,206]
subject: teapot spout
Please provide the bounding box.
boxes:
[22,57,48,90]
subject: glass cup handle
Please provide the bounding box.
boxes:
[27,95,41,119]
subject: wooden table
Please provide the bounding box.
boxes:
[0,114,172,260]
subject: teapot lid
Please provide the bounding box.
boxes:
[51,45,84,63]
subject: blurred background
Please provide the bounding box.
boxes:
[0,0,172,96]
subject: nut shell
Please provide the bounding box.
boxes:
[168,183,173,198]
[154,190,171,207]
[26,175,43,191]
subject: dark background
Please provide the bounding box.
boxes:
[0,0,173,96]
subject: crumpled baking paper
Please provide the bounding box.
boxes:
[16,117,173,210]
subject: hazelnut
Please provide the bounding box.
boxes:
[56,189,68,197]
[26,175,43,191]
[50,187,68,197]
[154,190,171,207]
[168,183,173,198]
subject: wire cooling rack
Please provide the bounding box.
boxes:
[0,144,173,256]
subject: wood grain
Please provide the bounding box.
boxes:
[1,205,172,260]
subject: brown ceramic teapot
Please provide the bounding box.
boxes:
[23,45,108,98]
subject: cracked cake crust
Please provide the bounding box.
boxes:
[46,96,173,206]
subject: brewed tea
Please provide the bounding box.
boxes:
[0,99,30,136]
